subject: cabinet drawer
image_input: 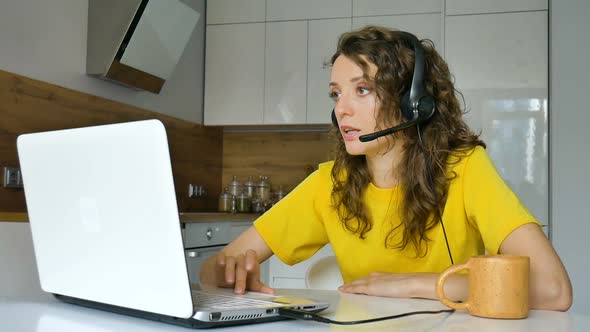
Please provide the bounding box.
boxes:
[184,222,230,247]
[183,222,251,248]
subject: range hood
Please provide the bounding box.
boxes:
[87,0,200,94]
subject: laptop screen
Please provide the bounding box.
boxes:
[17,120,194,318]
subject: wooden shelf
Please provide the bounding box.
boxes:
[0,213,28,222]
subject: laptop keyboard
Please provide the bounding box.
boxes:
[192,289,279,310]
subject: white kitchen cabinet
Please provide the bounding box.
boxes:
[353,13,442,51]
[307,18,352,124]
[203,1,447,126]
[206,0,265,24]
[269,244,335,289]
[352,0,441,17]
[446,0,547,16]
[266,0,352,21]
[204,23,265,125]
[264,21,308,124]
[445,11,549,226]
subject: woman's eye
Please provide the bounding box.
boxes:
[357,87,371,95]
[329,91,341,101]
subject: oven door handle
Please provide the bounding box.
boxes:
[187,251,200,258]
[186,245,226,259]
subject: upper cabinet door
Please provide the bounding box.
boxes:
[445,11,549,226]
[307,18,352,124]
[266,0,352,21]
[352,0,441,16]
[206,0,265,24]
[445,12,547,92]
[353,14,442,51]
[264,21,308,124]
[446,0,547,15]
[204,23,265,125]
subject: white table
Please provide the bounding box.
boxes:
[1,289,588,331]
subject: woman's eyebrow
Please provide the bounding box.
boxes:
[350,76,364,83]
[329,76,365,87]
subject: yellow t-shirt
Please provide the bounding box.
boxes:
[254,146,539,283]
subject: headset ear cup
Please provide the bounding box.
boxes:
[331,109,338,127]
[418,95,436,121]
[400,91,413,121]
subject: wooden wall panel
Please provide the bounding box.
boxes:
[0,70,222,217]
[222,130,335,195]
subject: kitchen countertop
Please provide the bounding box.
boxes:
[2,289,588,331]
[0,212,261,223]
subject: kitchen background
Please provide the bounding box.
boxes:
[0,0,588,313]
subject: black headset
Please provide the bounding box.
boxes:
[331,31,436,142]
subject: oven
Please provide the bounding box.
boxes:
[182,221,253,285]
[185,245,225,285]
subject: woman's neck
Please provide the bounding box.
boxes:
[366,143,405,189]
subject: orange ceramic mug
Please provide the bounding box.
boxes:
[436,255,530,319]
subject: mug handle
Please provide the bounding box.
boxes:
[436,262,469,310]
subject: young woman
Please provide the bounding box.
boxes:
[200,26,572,311]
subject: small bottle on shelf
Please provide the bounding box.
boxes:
[218,187,233,212]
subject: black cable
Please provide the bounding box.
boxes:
[416,124,454,265]
[278,307,455,325]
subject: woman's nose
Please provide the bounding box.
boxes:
[334,94,353,118]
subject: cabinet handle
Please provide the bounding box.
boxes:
[206,227,213,240]
[187,251,200,258]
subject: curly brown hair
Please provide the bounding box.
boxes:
[330,26,485,256]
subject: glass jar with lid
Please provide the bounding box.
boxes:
[228,175,242,197]
[251,198,265,213]
[255,175,271,203]
[235,190,251,213]
[218,187,233,212]
[243,175,256,199]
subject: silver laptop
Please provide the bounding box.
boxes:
[17,119,328,329]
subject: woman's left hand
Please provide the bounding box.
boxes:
[337,272,437,298]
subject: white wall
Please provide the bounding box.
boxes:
[550,0,590,314]
[0,222,52,300]
[0,0,206,124]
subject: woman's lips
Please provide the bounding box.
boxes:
[340,126,361,141]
